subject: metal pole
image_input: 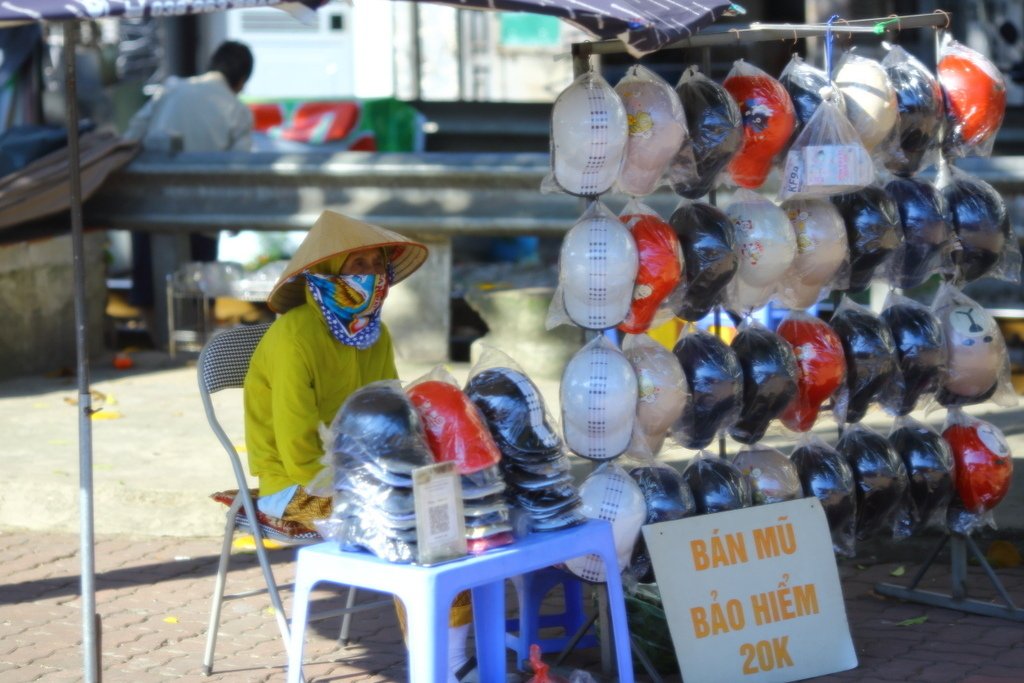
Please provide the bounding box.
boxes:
[63,20,100,683]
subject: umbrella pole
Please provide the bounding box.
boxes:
[62,20,100,683]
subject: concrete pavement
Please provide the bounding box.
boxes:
[1,346,1024,681]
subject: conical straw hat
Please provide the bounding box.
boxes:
[268,210,428,313]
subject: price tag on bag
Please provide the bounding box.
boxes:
[413,462,467,565]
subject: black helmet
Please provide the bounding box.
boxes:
[465,367,562,455]
[681,455,752,515]
[831,185,903,292]
[942,170,1011,283]
[729,325,799,444]
[879,300,948,415]
[837,425,909,540]
[671,331,744,450]
[668,202,738,322]
[889,417,955,533]
[627,464,696,583]
[885,177,954,290]
[830,301,897,423]
[882,45,945,177]
[331,382,434,475]
[672,67,743,200]
[790,440,857,556]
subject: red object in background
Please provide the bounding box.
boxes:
[112,353,133,370]
[278,101,361,143]
[407,380,502,475]
[723,70,795,189]
[943,416,1013,513]
[938,48,1006,148]
[248,103,285,132]
[617,212,682,334]
[777,315,846,432]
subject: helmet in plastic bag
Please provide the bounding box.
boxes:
[628,464,696,583]
[889,418,955,532]
[935,295,1005,406]
[942,172,1011,283]
[730,446,803,505]
[879,302,947,415]
[835,54,899,151]
[938,41,1007,151]
[671,332,744,450]
[778,199,848,309]
[885,177,954,290]
[331,382,435,474]
[723,63,796,189]
[726,195,797,288]
[831,185,903,292]
[560,209,639,329]
[669,202,738,321]
[406,380,502,475]
[465,367,562,454]
[790,441,857,555]
[830,303,897,423]
[837,426,909,540]
[728,325,799,444]
[618,211,683,334]
[883,46,945,176]
[672,68,743,199]
[615,65,687,197]
[779,54,830,133]
[777,315,847,432]
[563,466,647,583]
[681,456,752,515]
[561,338,638,461]
[551,71,628,197]
[943,413,1013,514]
[624,337,687,453]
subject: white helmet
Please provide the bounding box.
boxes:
[563,464,647,583]
[935,286,1008,404]
[561,336,638,461]
[835,53,899,151]
[726,191,797,288]
[551,71,629,197]
[778,198,849,309]
[614,65,687,197]
[623,333,688,454]
[560,202,639,329]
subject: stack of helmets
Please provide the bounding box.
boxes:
[406,376,514,554]
[330,381,436,563]
[466,366,586,532]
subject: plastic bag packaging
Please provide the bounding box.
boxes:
[939,165,1021,284]
[880,44,945,177]
[670,66,742,199]
[834,52,899,152]
[563,463,647,583]
[778,53,830,138]
[776,311,847,433]
[730,444,803,505]
[614,64,689,197]
[888,416,955,535]
[776,198,849,309]
[884,176,955,290]
[561,335,638,461]
[623,333,687,457]
[789,433,857,557]
[666,200,737,321]
[877,292,948,415]
[943,408,1013,516]
[830,297,897,424]
[617,200,683,334]
[837,423,910,540]
[779,92,874,200]
[316,511,418,563]
[831,184,903,292]
[728,321,799,444]
[626,461,696,583]
[723,189,797,314]
[932,283,1018,408]
[723,59,796,189]
[545,70,628,197]
[669,328,743,450]
[681,451,753,514]
[548,201,639,330]
[938,38,1007,158]
[406,365,502,474]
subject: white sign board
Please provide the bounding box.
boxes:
[644,497,857,683]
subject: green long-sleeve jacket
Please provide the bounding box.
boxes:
[243,294,398,497]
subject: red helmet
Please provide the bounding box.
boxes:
[618,208,683,334]
[943,412,1013,514]
[407,380,502,474]
[938,40,1006,152]
[723,60,796,189]
[777,313,846,432]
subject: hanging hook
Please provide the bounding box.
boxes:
[933,9,951,30]
[824,14,839,82]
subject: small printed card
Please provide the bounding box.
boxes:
[803,145,865,187]
[413,462,467,565]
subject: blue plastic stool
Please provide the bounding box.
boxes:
[505,567,598,668]
[286,520,634,683]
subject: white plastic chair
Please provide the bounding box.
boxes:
[197,322,383,675]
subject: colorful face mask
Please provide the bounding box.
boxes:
[306,270,390,349]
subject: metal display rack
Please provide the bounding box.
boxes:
[561,9,1021,682]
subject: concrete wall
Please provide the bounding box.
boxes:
[0,232,107,380]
